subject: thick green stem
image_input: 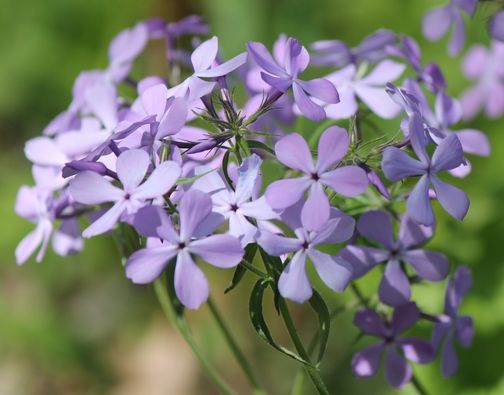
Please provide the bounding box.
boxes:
[153,279,237,395]
[207,297,267,395]
[411,374,429,395]
[278,299,331,395]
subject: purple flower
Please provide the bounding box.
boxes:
[192,154,278,246]
[489,11,504,42]
[323,60,404,120]
[258,201,355,303]
[311,29,397,68]
[167,36,247,101]
[69,149,181,237]
[459,42,504,120]
[422,0,477,56]
[265,126,368,231]
[432,266,474,377]
[351,303,435,388]
[403,79,490,178]
[381,113,469,226]
[246,38,340,121]
[125,190,244,309]
[339,210,449,306]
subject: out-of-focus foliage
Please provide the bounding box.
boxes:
[1,0,503,394]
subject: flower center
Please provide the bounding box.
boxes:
[310,172,320,181]
[302,240,310,250]
[178,242,186,250]
[230,203,239,212]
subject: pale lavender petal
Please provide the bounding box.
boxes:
[178,189,213,241]
[70,171,123,204]
[189,234,243,268]
[52,219,83,256]
[401,249,450,281]
[293,82,326,122]
[265,177,311,210]
[399,338,435,364]
[278,250,312,303]
[308,250,353,292]
[409,113,430,165]
[351,344,385,377]
[109,23,148,64]
[485,83,504,118]
[25,137,68,167]
[455,129,490,156]
[316,126,349,173]
[320,166,368,197]
[156,97,188,139]
[357,210,394,249]
[191,36,218,73]
[359,60,405,85]
[133,205,178,242]
[297,78,339,103]
[84,84,118,130]
[141,83,168,119]
[385,348,412,388]
[82,200,127,238]
[430,175,469,221]
[15,222,45,265]
[246,42,288,77]
[240,197,278,220]
[275,133,314,173]
[353,308,388,337]
[435,92,462,126]
[391,302,420,334]
[422,6,453,41]
[260,72,292,92]
[339,245,389,278]
[379,260,411,307]
[398,214,433,249]
[311,213,355,245]
[324,86,358,120]
[301,182,330,232]
[431,134,464,172]
[489,11,504,41]
[448,13,465,56]
[196,52,247,78]
[454,0,477,14]
[235,154,262,204]
[381,147,426,181]
[132,161,181,200]
[353,84,401,119]
[125,245,177,284]
[175,250,209,309]
[406,175,434,226]
[257,230,301,256]
[116,149,150,191]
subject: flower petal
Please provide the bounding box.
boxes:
[174,250,209,309]
[293,82,326,122]
[354,308,388,337]
[125,245,177,284]
[188,234,243,268]
[278,250,312,303]
[455,129,490,156]
[353,84,401,119]
[339,245,389,279]
[406,175,434,226]
[133,205,178,242]
[431,134,464,172]
[133,160,181,200]
[430,175,469,221]
[422,6,453,41]
[246,41,288,77]
[297,78,339,104]
[70,171,123,205]
[265,177,310,210]
[311,212,355,245]
[401,249,450,281]
[196,52,248,78]
[360,60,405,85]
[82,200,127,238]
[316,126,349,173]
[308,250,353,292]
[391,302,420,334]
[84,83,118,130]
[141,83,168,119]
[320,166,368,197]
[178,189,213,241]
[235,154,262,204]
[357,210,394,249]
[351,344,385,377]
[381,148,426,181]
[398,214,433,249]
[191,36,218,73]
[116,149,150,192]
[399,338,435,364]
[257,230,301,256]
[379,259,411,307]
[275,133,314,173]
[441,333,458,377]
[385,348,412,388]
[301,182,330,232]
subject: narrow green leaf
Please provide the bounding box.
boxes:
[249,279,313,367]
[308,291,331,364]
[225,244,258,293]
[222,150,235,190]
[176,168,216,185]
[246,139,275,156]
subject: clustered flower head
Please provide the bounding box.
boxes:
[15,7,489,391]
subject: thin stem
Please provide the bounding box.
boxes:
[207,297,267,395]
[410,374,429,395]
[153,279,237,395]
[290,370,305,395]
[278,299,331,395]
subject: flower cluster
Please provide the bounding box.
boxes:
[16,9,489,392]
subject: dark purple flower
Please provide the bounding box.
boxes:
[246,38,340,121]
[311,29,397,67]
[258,200,355,303]
[340,210,449,306]
[265,126,368,231]
[381,113,469,225]
[422,0,477,56]
[69,149,181,237]
[432,266,474,377]
[125,190,244,309]
[352,302,435,388]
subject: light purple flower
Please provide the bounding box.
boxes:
[258,201,355,303]
[125,189,244,309]
[246,38,340,121]
[432,266,474,377]
[489,11,504,42]
[69,149,181,238]
[339,210,449,306]
[192,154,278,246]
[381,113,469,226]
[459,41,504,119]
[422,0,477,56]
[351,302,435,388]
[265,126,368,231]
[323,60,404,120]
[311,29,397,68]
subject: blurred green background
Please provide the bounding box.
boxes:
[1,0,503,394]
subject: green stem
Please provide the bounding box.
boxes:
[153,279,237,395]
[207,297,267,395]
[278,299,331,395]
[290,370,305,395]
[410,374,429,395]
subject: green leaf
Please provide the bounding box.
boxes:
[246,139,275,156]
[225,244,258,293]
[176,168,216,185]
[222,150,235,190]
[249,279,313,367]
[308,291,331,365]
[166,261,185,316]
[258,247,284,279]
